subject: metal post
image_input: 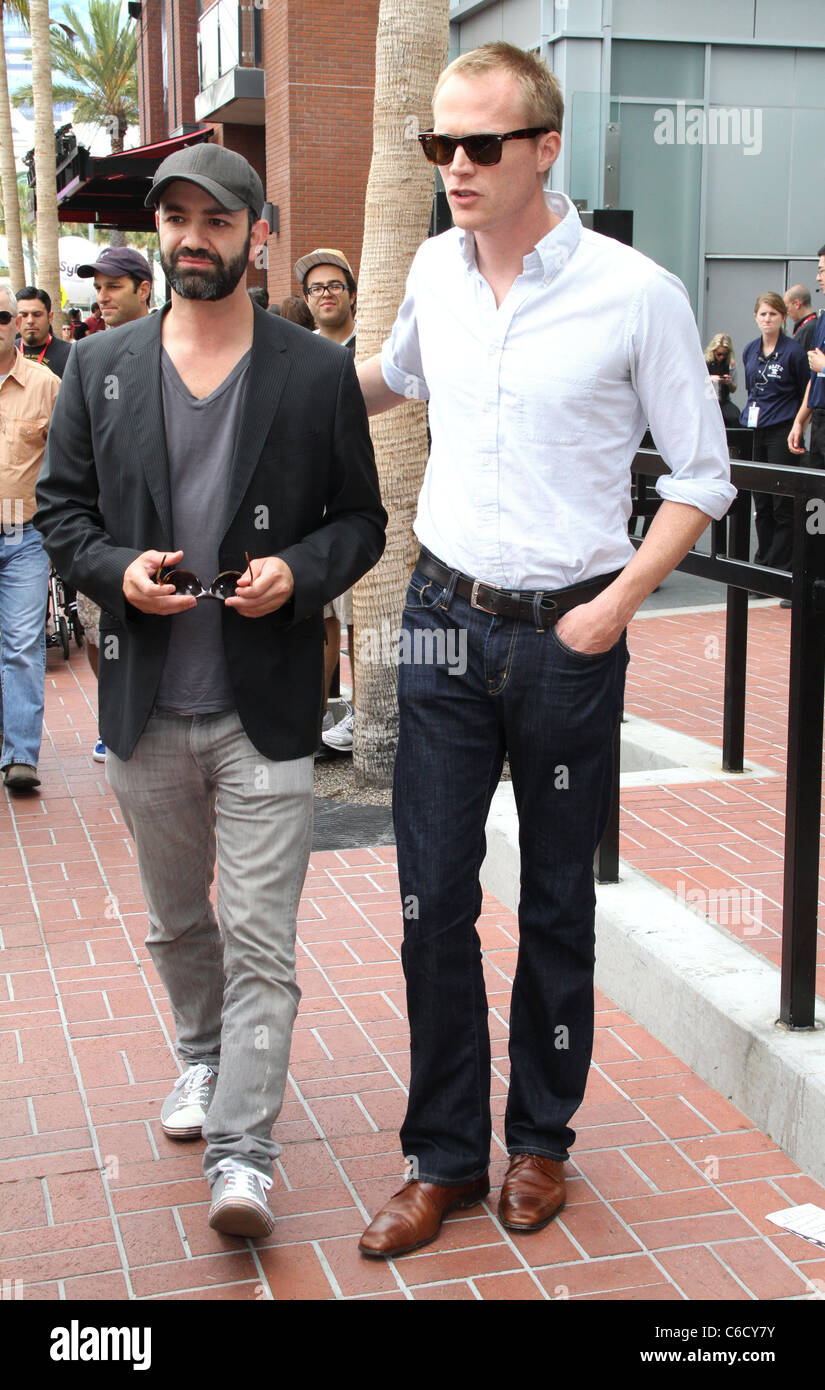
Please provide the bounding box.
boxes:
[780,496,825,1028]
[722,491,750,772]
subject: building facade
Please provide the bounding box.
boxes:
[134,0,379,298]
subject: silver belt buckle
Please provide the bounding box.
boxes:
[470,579,497,614]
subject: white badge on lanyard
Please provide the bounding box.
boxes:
[747,403,760,428]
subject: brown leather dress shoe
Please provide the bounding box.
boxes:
[358,1175,490,1258]
[498,1154,566,1232]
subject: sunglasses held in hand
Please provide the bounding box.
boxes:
[154,553,253,602]
[417,127,550,166]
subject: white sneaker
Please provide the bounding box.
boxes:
[160,1063,216,1140]
[322,703,354,752]
[208,1158,274,1237]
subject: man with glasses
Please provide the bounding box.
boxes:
[784,284,818,355]
[296,249,358,752]
[297,248,357,350]
[35,146,386,1239]
[355,42,735,1258]
[0,284,60,791]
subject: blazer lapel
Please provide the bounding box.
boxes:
[222,309,291,533]
[126,312,173,542]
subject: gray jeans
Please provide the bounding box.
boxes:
[106,709,313,1182]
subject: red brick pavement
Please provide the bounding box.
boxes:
[623,602,825,999]
[1,604,824,1301]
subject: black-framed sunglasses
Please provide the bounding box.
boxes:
[0,311,15,325]
[417,127,550,167]
[154,552,253,602]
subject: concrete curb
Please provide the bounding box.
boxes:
[481,781,825,1187]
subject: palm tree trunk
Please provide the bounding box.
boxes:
[352,0,449,787]
[0,12,26,290]
[107,119,126,246]
[29,0,62,327]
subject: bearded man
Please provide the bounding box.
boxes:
[34,144,386,1239]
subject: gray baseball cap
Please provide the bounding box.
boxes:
[145,143,265,218]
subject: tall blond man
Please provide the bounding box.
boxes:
[356,44,736,1258]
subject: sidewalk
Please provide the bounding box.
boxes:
[621,599,824,995]
[1,602,824,1301]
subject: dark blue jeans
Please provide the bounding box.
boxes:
[394,563,629,1185]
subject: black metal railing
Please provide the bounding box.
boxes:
[595,442,825,1030]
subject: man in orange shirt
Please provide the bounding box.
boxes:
[0,284,60,791]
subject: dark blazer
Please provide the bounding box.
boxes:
[35,304,386,761]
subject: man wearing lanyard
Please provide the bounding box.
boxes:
[789,246,825,471]
[16,287,72,379]
[355,42,735,1258]
[784,285,818,354]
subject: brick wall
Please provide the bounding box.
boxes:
[166,0,200,132]
[263,0,380,299]
[136,0,166,144]
[136,0,381,304]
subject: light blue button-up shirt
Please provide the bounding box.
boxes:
[382,192,736,590]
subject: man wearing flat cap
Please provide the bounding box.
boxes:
[295,247,357,351]
[295,247,360,753]
[35,143,387,1239]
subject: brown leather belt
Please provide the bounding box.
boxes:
[416,548,622,628]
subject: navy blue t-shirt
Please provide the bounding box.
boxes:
[808,314,825,411]
[740,332,808,428]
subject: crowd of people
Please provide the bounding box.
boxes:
[0,40,821,1259]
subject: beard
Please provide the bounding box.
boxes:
[160,228,251,301]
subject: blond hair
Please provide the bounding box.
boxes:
[434,43,564,136]
[705,333,735,367]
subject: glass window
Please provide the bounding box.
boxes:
[611,40,704,102]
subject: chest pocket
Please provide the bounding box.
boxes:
[9,416,49,466]
[510,359,599,448]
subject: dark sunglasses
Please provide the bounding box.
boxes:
[0,311,14,325]
[417,127,549,166]
[154,552,252,602]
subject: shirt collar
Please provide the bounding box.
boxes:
[458,190,582,280]
[757,333,787,359]
[3,350,31,386]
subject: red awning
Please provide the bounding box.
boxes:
[54,127,213,230]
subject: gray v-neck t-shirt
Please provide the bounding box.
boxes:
[155,347,251,714]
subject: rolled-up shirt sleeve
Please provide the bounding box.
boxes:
[380,255,430,403]
[630,268,737,521]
